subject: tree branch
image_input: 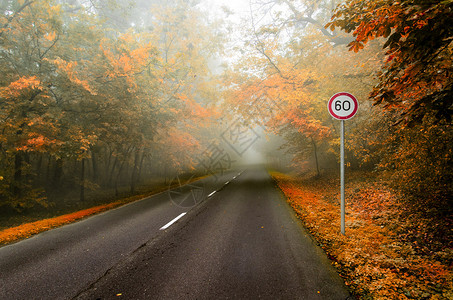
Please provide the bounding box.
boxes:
[0,0,35,39]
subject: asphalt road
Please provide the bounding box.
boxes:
[0,168,351,300]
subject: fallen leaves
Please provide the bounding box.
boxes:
[0,175,206,245]
[271,171,452,299]
[0,202,119,245]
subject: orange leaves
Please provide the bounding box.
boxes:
[44,31,57,42]
[119,54,133,73]
[0,76,42,99]
[348,41,365,53]
[100,34,155,80]
[0,200,126,245]
[154,127,201,170]
[271,171,452,299]
[174,93,212,120]
[52,57,95,94]
[16,134,60,152]
[287,108,331,140]
[130,46,151,67]
[330,0,453,124]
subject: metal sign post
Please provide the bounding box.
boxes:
[328,92,358,235]
[340,119,345,235]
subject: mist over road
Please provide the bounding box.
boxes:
[1,168,350,299]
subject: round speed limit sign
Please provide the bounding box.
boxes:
[328,92,359,120]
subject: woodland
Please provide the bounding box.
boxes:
[0,0,225,215]
[0,0,452,297]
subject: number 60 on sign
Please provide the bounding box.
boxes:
[328,92,358,120]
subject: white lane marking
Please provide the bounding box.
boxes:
[224,181,230,185]
[160,212,187,230]
[208,191,216,197]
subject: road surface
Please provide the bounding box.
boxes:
[0,168,351,299]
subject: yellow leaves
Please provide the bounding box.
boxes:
[153,126,201,170]
[68,130,97,154]
[53,57,77,73]
[225,60,326,138]
[174,93,213,120]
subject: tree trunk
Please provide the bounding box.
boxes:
[115,147,132,196]
[137,152,146,184]
[37,153,43,179]
[105,146,112,180]
[115,158,127,197]
[91,150,98,182]
[13,152,23,197]
[53,158,63,188]
[80,158,85,202]
[46,154,51,182]
[311,137,320,177]
[130,148,141,193]
[108,157,118,188]
[24,152,31,183]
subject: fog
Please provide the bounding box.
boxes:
[0,0,352,214]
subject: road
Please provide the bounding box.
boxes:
[0,168,351,300]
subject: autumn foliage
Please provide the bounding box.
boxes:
[272,171,452,299]
[225,2,452,283]
[0,2,451,298]
[0,0,221,211]
[327,0,453,125]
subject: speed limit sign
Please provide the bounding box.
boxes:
[327,92,359,235]
[328,92,358,120]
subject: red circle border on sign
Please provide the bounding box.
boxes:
[328,92,359,120]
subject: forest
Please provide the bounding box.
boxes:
[0,0,451,298]
[0,0,228,213]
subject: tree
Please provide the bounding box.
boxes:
[224,0,382,174]
[0,0,223,210]
[0,0,67,208]
[327,0,453,125]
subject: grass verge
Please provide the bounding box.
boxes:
[271,171,452,300]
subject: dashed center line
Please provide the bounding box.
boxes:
[160,212,187,230]
[161,172,244,230]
